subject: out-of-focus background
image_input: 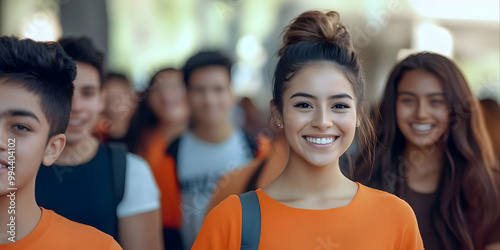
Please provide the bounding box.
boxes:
[1,0,498,111]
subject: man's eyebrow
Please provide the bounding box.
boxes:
[0,109,40,124]
[80,85,99,89]
[290,92,353,100]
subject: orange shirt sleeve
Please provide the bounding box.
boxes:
[192,195,242,250]
[398,200,425,249]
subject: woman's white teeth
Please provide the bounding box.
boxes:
[69,120,83,126]
[0,164,6,169]
[412,124,432,131]
[305,137,336,145]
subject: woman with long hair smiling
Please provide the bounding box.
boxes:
[192,10,424,249]
[354,52,500,250]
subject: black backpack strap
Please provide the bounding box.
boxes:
[107,143,127,209]
[166,137,181,163]
[238,191,261,250]
[244,133,259,158]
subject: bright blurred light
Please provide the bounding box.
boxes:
[233,35,267,96]
[409,0,499,21]
[415,22,454,57]
[236,35,262,61]
[22,12,61,41]
[232,62,262,96]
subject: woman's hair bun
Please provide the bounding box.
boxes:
[278,10,352,56]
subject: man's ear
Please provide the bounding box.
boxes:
[42,134,66,166]
[269,100,283,130]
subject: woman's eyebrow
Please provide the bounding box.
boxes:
[290,92,353,100]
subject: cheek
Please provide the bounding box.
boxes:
[148,97,161,112]
[16,135,47,186]
[282,109,310,129]
[189,93,203,107]
[434,107,450,130]
[336,113,356,133]
[396,104,412,125]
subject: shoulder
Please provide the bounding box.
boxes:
[46,209,121,248]
[125,152,149,168]
[194,195,242,249]
[117,153,160,218]
[358,184,416,220]
[207,160,262,212]
[124,152,156,183]
[207,195,242,222]
[202,194,242,233]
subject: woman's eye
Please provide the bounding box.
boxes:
[13,125,30,131]
[332,103,350,109]
[430,99,444,105]
[294,102,312,109]
[401,98,414,103]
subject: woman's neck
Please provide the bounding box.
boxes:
[55,135,99,166]
[266,149,355,199]
[0,181,41,243]
[404,142,445,193]
[108,118,131,139]
[158,120,188,145]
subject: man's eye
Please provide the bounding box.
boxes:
[13,125,30,131]
[83,91,95,97]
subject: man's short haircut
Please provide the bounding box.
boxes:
[0,36,76,139]
[59,36,105,87]
[182,51,232,88]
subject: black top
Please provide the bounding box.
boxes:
[35,143,119,240]
[405,187,446,250]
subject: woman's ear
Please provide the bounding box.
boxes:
[269,100,283,130]
[42,134,66,166]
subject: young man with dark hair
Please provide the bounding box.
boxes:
[0,36,121,249]
[165,51,259,248]
[35,37,163,250]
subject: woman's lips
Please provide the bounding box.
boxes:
[302,135,339,149]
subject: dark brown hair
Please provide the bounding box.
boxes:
[273,10,375,169]
[354,52,499,249]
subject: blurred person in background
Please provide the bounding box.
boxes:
[205,130,287,214]
[354,52,500,250]
[165,51,263,249]
[479,98,500,161]
[237,97,266,137]
[124,68,189,250]
[35,37,164,250]
[95,72,138,144]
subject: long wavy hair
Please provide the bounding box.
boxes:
[122,68,178,153]
[353,52,499,249]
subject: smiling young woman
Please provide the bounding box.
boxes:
[192,10,424,250]
[354,52,500,250]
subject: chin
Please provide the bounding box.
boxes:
[304,156,338,168]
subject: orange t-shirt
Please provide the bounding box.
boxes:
[137,128,182,229]
[193,183,424,250]
[0,207,121,250]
